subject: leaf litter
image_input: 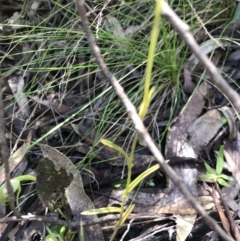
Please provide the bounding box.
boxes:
[36,157,73,209]
[1,1,240,241]
[38,144,104,241]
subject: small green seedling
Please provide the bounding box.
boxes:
[0,175,36,205]
[112,179,128,189]
[146,179,155,187]
[200,145,233,187]
[46,225,67,241]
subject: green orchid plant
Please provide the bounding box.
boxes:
[81,1,163,241]
[0,175,36,205]
[200,145,233,187]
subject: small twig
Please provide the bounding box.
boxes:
[0,214,118,228]
[75,1,234,241]
[161,1,240,113]
[0,80,20,217]
[216,184,240,241]
[0,213,161,228]
[0,56,32,218]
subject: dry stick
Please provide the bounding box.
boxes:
[0,81,20,218]
[161,1,240,113]
[0,57,30,218]
[0,214,120,228]
[216,184,240,241]
[0,58,31,218]
[0,213,161,228]
[75,1,234,241]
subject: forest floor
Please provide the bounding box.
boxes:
[0,1,240,241]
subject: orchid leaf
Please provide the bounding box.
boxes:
[82,207,122,215]
[101,139,130,164]
[127,164,160,194]
[217,178,230,187]
[219,174,233,181]
[216,145,224,175]
[200,173,217,180]
[204,162,215,174]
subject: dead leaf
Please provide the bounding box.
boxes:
[165,81,213,240]
[105,16,126,39]
[174,215,196,241]
[218,107,236,141]
[27,0,42,19]
[108,187,214,216]
[36,158,73,209]
[8,76,30,120]
[187,109,223,156]
[212,189,230,233]
[138,134,147,147]
[184,39,229,73]
[166,81,210,158]
[228,49,240,62]
[183,67,195,94]
[222,141,240,218]
[224,141,240,184]
[30,96,72,114]
[38,144,104,241]
[8,75,30,136]
[216,184,240,240]
[0,131,32,185]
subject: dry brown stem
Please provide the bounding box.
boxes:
[0,79,20,217]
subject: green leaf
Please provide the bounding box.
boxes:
[112,179,127,189]
[216,145,224,175]
[139,87,155,120]
[220,116,228,125]
[101,139,130,164]
[46,229,58,241]
[127,164,160,194]
[219,174,233,181]
[217,178,230,187]
[113,183,122,189]
[0,179,20,203]
[200,173,217,181]
[118,204,135,226]
[59,226,67,240]
[203,162,215,175]
[81,207,122,215]
[14,175,36,182]
[80,222,84,241]
[146,179,155,187]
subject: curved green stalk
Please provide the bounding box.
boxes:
[14,175,36,182]
[0,175,36,205]
[82,2,163,240]
[109,2,163,241]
